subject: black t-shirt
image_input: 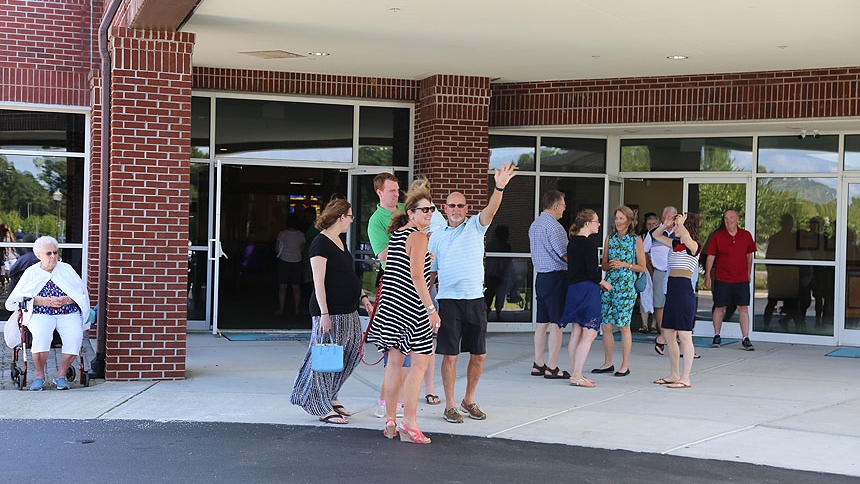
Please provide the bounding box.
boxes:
[308,234,362,316]
[567,235,601,285]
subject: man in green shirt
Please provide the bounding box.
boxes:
[367,173,403,265]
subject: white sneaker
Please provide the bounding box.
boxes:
[396,403,404,418]
[374,400,386,418]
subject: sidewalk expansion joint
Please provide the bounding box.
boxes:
[661,424,757,454]
[95,381,160,419]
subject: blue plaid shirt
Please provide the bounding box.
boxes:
[528,212,568,273]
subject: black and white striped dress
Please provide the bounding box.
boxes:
[366,226,434,355]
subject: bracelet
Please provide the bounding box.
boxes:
[360,294,369,300]
[320,312,329,315]
[494,186,504,192]
[426,306,436,314]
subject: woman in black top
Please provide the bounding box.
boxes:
[290,199,373,424]
[559,209,612,387]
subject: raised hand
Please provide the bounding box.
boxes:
[493,162,518,189]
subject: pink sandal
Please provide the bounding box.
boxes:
[383,418,398,439]
[398,422,431,444]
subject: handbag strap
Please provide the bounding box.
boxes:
[360,277,385,366]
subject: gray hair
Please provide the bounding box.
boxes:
[33,235,59,256]
[662,206,678,217]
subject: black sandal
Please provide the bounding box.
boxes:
[531,362,547,376]
[654,342,665,356]
[544,367,571,379]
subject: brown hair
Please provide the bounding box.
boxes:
[610,205,636,237]
[389,178,432,233]
[315,199,351,231]
[681,212,701,243]
[569,209,596,237]
[373,172,399,192]
[541,190,564,211]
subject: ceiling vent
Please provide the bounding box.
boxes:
[240,50,305,60]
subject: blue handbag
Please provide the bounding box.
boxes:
[311,333,344,373]
[634,272,648,293]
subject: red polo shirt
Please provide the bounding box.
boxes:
[706,228,756,283]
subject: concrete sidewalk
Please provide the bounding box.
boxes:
[1,332,858,477]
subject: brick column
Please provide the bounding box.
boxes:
[414,75,491,206]
[103,27,194,379]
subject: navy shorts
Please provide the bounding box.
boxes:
[435,298,487,355]
[713,280,750,307]
[535,271,566,323]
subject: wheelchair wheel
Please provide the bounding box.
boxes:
[66,366,76,382]
[83,372,90,387]
[11,366,21,388]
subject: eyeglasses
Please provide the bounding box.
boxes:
[446,203,466,209]
[588,219,600,224]
[343,213,354,219]
[413,206,436,213]
[44,251,59,256]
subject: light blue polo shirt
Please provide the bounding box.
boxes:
[428,213,489,300]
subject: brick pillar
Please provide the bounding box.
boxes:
[414,75,491,206]
[103,27,194,379]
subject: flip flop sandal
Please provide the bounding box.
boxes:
[425,394,441,405]
[331,404,352,416]
[531,362,547,376]
[638,326,649,334]
[319,414,349,424]
[654,342,665,356]
[544,367,571,379]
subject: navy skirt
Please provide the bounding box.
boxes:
[661,276,696,331]
[559,280,601,331]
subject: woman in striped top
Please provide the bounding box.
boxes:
[651,213,701,389]
[365,180,440,444]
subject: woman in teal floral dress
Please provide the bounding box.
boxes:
[592,206,646,377]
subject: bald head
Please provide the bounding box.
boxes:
[444,192,469,227]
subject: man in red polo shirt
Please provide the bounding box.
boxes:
[704,209,757,351]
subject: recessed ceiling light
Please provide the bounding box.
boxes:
[308,52,330,57]
[778,45,788,49]
[666,55,688,60]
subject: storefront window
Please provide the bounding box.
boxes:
[757,135,838,174]
[621,137,752,172]
[490,135,535,171]
[539,137,606,173]
[755,177,837,261]
[359,106,410,167]
[215,98,353,162]
[845,134,860,171]
[752,263,833,336]
[189,162,210,246]
[539,176,605,242]
[0,110,86,248]
[486,174,535,253]
[191,96,210,159]
[484,255,533,323]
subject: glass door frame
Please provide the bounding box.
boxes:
[682,174,754,340]
[837,176,860,346]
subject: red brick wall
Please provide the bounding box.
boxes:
[414,75,491,207]
[192,67,419,101]
[0,0,101,105]
[103,27,194,380]
[491,67,860,127]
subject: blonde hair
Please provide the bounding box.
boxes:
[389,178,432,233]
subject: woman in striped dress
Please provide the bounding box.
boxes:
[290,199,374,424]
[651,213,701,389]
[366,180,440,444]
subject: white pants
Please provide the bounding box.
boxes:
[26,312,83,354]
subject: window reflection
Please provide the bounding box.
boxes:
[0,110,85,152]
[486,174,535,253]
[753,263,833,335]
[757,135,838,174]
[490,135,535,171]
[539,137,606,173]
[844,184,860,330]
[755,178,837,261]
[359,106,410,167]
[484,255,533,322]
[845,134,860,171]
[191,96,210,158]
[189,162,210,246]
[621,137,752,172]
[215,98,353,162]
[540,177,605,240]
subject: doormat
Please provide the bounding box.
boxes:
[825,348,860,358]
[221,332,311,342]
[597,333,736,347]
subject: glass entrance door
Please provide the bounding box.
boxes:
[211,162,347,333]
[840,181,860,345]
[684,178,750,338]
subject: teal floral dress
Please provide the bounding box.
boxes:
[601,233,638,326]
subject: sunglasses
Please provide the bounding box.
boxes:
[412,206,436,213]
[44,251,59,256]
[446,203,466,209]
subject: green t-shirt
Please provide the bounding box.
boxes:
[367,203,404,267]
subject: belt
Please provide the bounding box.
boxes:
[669,268,693,278]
